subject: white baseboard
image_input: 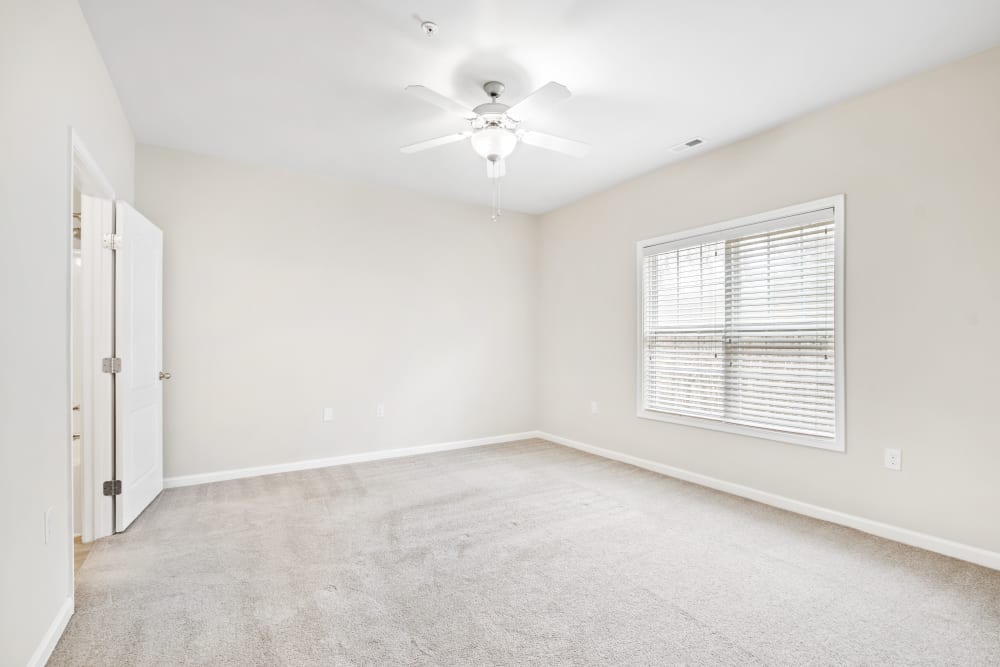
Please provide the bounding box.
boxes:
[538,431,1000,572]
[163,431,540,489]
[26,596,73,667]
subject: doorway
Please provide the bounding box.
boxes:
[69,131,166,580]
[70,186,88,571]
[70,134,115,557]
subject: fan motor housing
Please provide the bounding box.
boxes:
[483,81,505,99]
[472,105,516,131]
[473,102,509,116]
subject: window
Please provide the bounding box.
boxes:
[637,196,844,451]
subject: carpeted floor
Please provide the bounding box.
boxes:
[50,438,1000,665]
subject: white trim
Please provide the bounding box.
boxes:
[538,431,1000,572]
[641,207,836,256]
[77,196,115,543]
[637,411,843,451]
[635,194,846,452]
[163,432,540,488]
[638,195,844,249]
[71,130,115,200]
[25,596,73,667]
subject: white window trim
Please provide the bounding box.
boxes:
[635,195,846,452]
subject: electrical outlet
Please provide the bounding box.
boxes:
[884,448,902,471]
[376,402,385,418]
[590,400,599,415]
[44,507,53,544]
[323,407,334,422]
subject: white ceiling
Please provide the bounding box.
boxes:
[80,0,1000,214]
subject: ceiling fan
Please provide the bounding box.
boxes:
[400,80,589,219]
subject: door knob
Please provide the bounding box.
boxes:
[159,371,172,380]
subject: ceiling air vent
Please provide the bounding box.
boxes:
[670,137,705,153]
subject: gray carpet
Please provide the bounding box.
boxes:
[50,438,1000,665]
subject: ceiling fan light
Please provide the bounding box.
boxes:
[470,127,517,161]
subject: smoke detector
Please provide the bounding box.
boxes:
[421,21,438,37]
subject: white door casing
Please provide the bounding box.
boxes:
[114,202,164,531]
[79,195,115,542]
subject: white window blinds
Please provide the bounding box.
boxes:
[639,202,842,449]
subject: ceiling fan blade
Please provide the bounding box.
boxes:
[399,132,472,154]
[405,85,477,119]
[506,81,572,122]
[519,130,590,158]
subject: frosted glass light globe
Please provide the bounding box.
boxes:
[470,127,517,161]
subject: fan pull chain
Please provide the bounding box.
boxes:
[491,177,502,223]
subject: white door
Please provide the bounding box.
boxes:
[115,202,164,531]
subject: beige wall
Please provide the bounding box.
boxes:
[135,145,537,479]
[537,46,1000,553]
[0,0,135,664]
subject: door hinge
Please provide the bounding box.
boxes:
[103,233,122,250]
[102,480,122,496]
[102,357,122,374]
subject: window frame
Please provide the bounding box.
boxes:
[635,195,846,452]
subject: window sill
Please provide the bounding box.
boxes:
[636,407,845,452]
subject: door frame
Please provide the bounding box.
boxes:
[69,129,116,560]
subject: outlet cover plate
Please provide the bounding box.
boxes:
[884,448,902,471]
